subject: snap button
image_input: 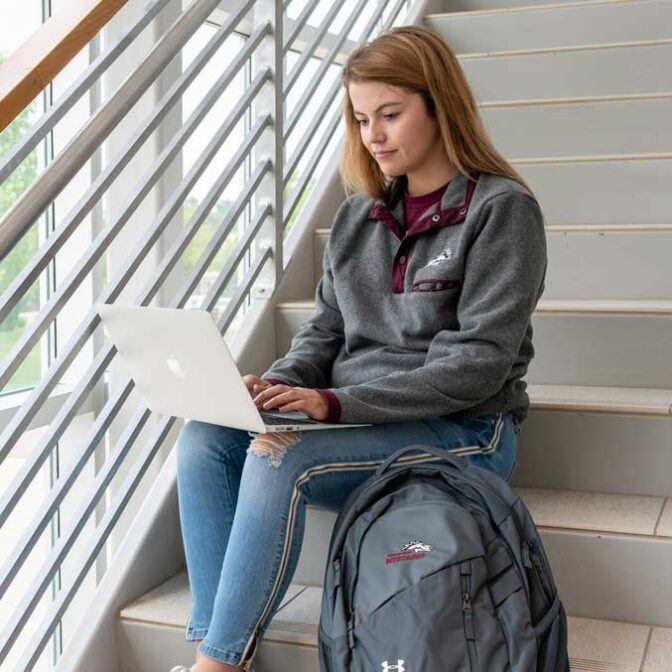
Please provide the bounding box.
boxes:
[431,214,440,222]
[459,208,467,215]
[399,255,406,264]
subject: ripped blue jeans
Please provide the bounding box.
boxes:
[175,411,519,668]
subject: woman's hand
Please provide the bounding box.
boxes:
[253,383,329,421]
[243,374,273,396]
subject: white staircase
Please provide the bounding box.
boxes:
[116,0,672,670]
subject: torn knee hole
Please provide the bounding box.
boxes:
[247,431,301,467]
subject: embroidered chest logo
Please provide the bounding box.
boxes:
[426,247,452,266]
[385,539,435,564]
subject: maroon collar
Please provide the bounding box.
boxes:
[368,171,480,239]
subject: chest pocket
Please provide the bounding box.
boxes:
[410,261,462,293]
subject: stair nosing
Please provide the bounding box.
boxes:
[317,224,672,233]
[277,298,672,314]
[425,0,650,19]
[511,152,672,164]
[457,36,672,59]
[480,91,672,107]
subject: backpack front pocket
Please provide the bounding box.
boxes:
[349,562,474,672]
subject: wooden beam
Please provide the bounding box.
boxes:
[0,0,128,133]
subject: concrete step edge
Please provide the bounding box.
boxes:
[457,36,672,59]
[425,0,654,19]
[315,225,672,233]
[276,298,672,315]
[118,584,672,672]
[480,92,672,108]
[527,383,672,415]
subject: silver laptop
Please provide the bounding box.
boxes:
[95,303,370,433]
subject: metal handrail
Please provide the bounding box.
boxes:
[284,0,345,96]
[283,0,321,53]
[284,0,408,224]
[0,0,223,263]
[1,169,271,657]
[0,157,271,607]
[284,0,372,138]
[0,0,129,134]
[0,0,413,666]
[0,0,260,328]
[0,0,171,184]
[13,246,273,672]
[0,94,270,528]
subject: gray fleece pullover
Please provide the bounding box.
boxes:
[262,170,547,425]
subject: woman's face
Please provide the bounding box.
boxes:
[348,80,442,179]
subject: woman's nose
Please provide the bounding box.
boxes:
[364,118,384,137]
[366,126,385,145]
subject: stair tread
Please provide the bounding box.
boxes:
[316,224,672,234]
[274,299,672,414]
[517,487,668,535]
[537,298,672,313]
[457,36,672,59]
[426,0,659,19]
[120,489,672,625]
[119,571,672,670]
[278,298,672,313]
[527,383,672,414]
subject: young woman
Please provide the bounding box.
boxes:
[172,24,547,672]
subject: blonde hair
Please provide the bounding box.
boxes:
[338,25,534,203]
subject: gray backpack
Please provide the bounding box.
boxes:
[318,445,570,671]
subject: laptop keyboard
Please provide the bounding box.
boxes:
[260,412,321,426]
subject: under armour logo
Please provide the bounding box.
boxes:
[382,660,405,672]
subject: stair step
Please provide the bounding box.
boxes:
[275,299,672,388]
[276,298,672,314]
[328,157,672,226]
[426,0,672,54]
[517,487,668,536]
[482,96,672,158]
[427,0,651,12]
[514,410,672,497]
[526,383,672,414]
[119,571,672,671]
[459,41,672,102]
[530,315,672,388]
[518,157,672,226]
[311,157,672,227]
[315,227,672,300]
[293,490,672,625]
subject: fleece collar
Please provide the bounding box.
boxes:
[367,170,480,239]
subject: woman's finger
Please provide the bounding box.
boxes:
[279,400,307,413]
[261,389,302,409]
[254,384,291,405]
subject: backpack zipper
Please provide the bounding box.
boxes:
[461,562,478,671]
[332,553,356,651]
[522,540,553,604]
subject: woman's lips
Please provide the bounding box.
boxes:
[375,150,396,158]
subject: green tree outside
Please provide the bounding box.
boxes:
[0,50,41,391]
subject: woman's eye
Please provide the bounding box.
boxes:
[356,114,398,126]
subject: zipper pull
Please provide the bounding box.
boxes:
[333,556,341,590]
[522,540,533,569]
[462,592,475,640]
[347,618,355,650]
